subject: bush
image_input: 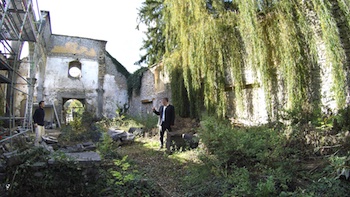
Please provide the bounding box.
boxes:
[335,106,350,131]
[59,111,102,143]
[97,156,162,197]
[199,116,287,168]
[97,132,120,159]
[129,115,158,131]
[196,116,301,196]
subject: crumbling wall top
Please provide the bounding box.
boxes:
[48,34,107,60]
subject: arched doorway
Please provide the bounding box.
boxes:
[63,99,85,124]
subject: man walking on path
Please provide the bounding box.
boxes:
[153,98,175,150]
[33,101,45,146]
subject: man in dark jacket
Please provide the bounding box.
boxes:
[33,101,45,146]
[153,97,175,149]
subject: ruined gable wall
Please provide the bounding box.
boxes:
[103,53,128,118]
[42,35,105,120]
[128,64,172,118]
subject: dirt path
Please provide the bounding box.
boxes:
[118,137,199,197]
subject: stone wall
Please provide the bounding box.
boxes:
[223,7,349,125]
[13,57,30,118]
[14,11,129,123]
[128,64,172,117]
[103,53,128,118]
[40,34,129,121]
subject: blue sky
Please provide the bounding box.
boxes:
[36,0,146,73]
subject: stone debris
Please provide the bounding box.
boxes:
[128,127,144,137]
[82,141,97,151]
[41,141,55,153]
[31,162,47,170]
[107,128,135,143]
[42,135,58,144]
[3,150,22,166]
[0,161,6,173]
[65,151,101,162]
[60,142,97,153]
[48,151,101,165]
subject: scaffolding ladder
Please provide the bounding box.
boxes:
[0,0,43,144]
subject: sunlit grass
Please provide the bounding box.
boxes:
[124,136,203,165]
[142,140,159,149]
[169,149,202,164]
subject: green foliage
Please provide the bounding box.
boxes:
[198,116,284,194]
[5,148,94,197]
[256,176,277,197]
[303,177,349,197]
[59,111,102,143]
[311,0,347,108]
[170,66,191,117]
[64,99,84,119]
[137,0,165,66]
[193,115,350,196]
[97,132,120,159]
[136,0,350,119]
[329,153,350,175]
[180,159,233,197]
[106,51,130,78]
[127,67,149,97]
[98,155,162,196]
[129,114,158,131]
[200,116,287,167]
[335,106,350,131]
[109,156,134,185]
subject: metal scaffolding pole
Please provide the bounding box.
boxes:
[0,0,42,146]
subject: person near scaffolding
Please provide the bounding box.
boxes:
[33,101,45,146]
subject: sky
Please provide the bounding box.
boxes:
[35,0,146,73]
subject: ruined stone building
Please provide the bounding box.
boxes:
[128,63,172,117]
[13,11,129,124]
[2,1,350,129]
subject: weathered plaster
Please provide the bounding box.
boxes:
[51,42,97,57]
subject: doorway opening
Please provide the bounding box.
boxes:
[63,99,85,124]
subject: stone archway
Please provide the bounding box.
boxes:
[62,98,85,124]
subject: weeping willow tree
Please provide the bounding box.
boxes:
[311,0,348,108]
[139,0,350,119]
[163,0,243,118]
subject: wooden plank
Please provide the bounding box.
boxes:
[52,104,61,128]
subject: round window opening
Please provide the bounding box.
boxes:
[69,66,81,78]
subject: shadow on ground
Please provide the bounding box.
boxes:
[118,137,204,197]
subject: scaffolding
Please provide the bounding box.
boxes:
[0,0,42,144]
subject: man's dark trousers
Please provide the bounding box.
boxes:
[160,122,172,147]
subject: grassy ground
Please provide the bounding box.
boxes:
[10,114,348,196]
[118,135,202,197]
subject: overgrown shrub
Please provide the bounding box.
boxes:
[96,156,162,197]
[97,132,120,159]
[59,111,102,143]
[200,116,287,168]
[127,67,148,97]
[129,115,158,131]
[5,148,94,197]
[335,106,350,131]
[195,116,300,195]
[195,115,350,196]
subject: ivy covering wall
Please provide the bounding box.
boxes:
[160,0,350,119]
